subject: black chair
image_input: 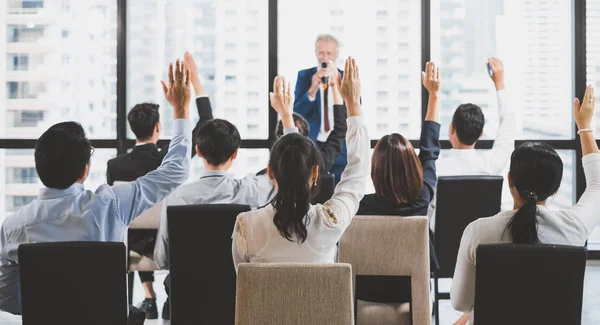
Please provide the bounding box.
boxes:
[313,173,336,204]
[474,244,587,325]
[18,242,127,325]
[433,175,503,324]
[168,204,251,325]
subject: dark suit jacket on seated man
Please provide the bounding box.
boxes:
[294,34,347,183]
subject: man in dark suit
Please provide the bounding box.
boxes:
[107,52,212,320]
[293,34,347,183]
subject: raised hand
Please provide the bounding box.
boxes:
[270,76,294,119]
[421,61,440,95]
[487,57,505,90]
[161,59,191,119]
[574,85,595,130]
[339,56,361,116]
[184,51,204,96]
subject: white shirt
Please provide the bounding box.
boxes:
[231,116,369,269]
[428,90,513,226]
[308,83,335,142]
[450,153,600,324]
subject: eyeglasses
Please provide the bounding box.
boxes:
[90,146,95,157]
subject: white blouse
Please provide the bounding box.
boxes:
[231,116,369,270]
[450,153,600,324]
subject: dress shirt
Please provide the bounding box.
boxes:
[428,90,513,226]
[153,170,277,269]
[0,119,192,314]
[231,116,369,270]
[450,153,600,325]
[308,84,335,142]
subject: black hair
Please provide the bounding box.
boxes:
[275,113,310,138]
[35,122,92,189]
[194,119,241,166]
[269,133,320,243]
[127,103,160,140]
[505,142,563,244]
[451,103,485,145]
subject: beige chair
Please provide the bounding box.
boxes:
[235,263,354,325]
[113,181,163,272]
[339,216,431,325]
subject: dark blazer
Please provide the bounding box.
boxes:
[293,66,347,173]
[357,121,441,272]
[107,97,213,185]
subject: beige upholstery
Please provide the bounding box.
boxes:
[235,263,354,325]
[114,181,163,272]
[338,216,431,325]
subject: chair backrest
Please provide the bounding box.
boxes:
[338,216,430,325]
[168,204,251,325]
[18,242,127,325]
[235,263,354,325]
[434,176,503,278]
[312,173,335,205]
[114,181,163,229]
[474,244,587,325]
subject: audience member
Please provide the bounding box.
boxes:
[0,59,192,323]
[450,86,600,325]
[357,61,441,276]
[429,58,514,225]
[106,52,212,319]
[231,56,367,269]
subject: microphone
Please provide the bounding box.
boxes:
[321,62,329,89]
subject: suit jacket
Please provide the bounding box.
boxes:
[293,66,347,169]
[107,97,213,185]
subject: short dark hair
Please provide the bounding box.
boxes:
[275,113,310,138]
[194,119,241,166]
[451,103,485,145]
[371,133,423,204]
[35,122,92,189]
[128,103,160,140]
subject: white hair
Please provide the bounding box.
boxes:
[314,34,340,56]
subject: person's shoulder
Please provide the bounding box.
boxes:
[465,211,514,242]
[107,152,131,166]
[298,67,317,76]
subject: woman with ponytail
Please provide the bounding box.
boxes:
[451,85,600,325]
[231,57,368,269]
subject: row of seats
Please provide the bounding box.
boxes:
[16,211,587,325]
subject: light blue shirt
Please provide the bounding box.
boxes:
[154,170,277,269]
[0,119,192,315]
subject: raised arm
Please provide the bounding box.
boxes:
[484,58,515,174]
[564,86,600,235]
[322,57,368,229]
[319,72,347,172]
[111,59,192,226]
[420,61,442,199]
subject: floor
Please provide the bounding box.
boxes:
[135,264,600,325]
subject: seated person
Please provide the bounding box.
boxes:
[0,60,192,322]
[429,58,514,225]
[106,52,213,320]
[357,61,441,279]
[232,57,366,268]
[450,86,600,325]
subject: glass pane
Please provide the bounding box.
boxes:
[2,1,118,139]
[278,0,422,139]
[431,0,573,140]
[188,148,270,181]
[0,148,117,224]
[127,0,269,140]
[586,0,600,135]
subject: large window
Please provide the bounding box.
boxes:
[126,0,269,140]
[278,0,422,139]
[2,1,118,139]
[431,0,574,140]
